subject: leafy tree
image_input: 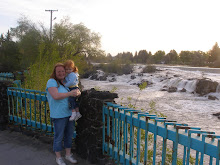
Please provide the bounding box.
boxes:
[208,42,220,63]
[191,51,208,66]
[106,53,113,62]
[137,50,151,64]
[0,31,21,72]
[133,51,138,63]
[115,52,133,64]
[23,17,103,91]
[53,17,104,59]
[164,49,179,64]
[10,16,41,69]
[152,50,165,64]
[179,51,193,65]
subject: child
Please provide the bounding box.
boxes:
[64,60,82,121]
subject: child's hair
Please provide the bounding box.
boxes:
[64,60,78,72]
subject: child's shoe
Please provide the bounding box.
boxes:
[69,112,77,121]
[75,112,82,121]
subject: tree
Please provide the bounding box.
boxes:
[115,52,133,64]
[53,17,104,59]
[152,50,165,64]
[208,42,220,63]
[22,17,104,90]
[179,51,192,65]
[190,51,208,66]
[164,49,179,64]
[137,50,151,64]
[0,32,21,72]
[10,16,41,69]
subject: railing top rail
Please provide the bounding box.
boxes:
[7,87,46,94]
[7,87,47,101]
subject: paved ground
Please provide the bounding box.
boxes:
[0,130,92,165]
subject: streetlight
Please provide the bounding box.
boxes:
[45,9,58,41]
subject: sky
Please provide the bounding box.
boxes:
[1,0,220,56]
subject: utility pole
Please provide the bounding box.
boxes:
[45,9,58,41]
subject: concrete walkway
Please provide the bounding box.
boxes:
[0,130,92,165]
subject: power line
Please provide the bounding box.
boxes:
[45,9,58,41]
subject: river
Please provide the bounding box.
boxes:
[81,64,220,135]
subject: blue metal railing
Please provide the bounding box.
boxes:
[6,86,220,164]
[7,87,76,137]
[0,72,14,81]
[0,72,21,87]
[103,102,220,165]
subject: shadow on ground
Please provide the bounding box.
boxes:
[0,130,92,165]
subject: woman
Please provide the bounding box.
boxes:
[46,63,81,165]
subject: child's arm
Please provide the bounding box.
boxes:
[64,73,78,87]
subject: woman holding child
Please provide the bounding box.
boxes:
[46,62,81,165]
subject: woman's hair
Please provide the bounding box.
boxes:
[64,60,78,73]
[50,63,65,81]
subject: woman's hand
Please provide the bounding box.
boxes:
[77,89,81,96]
[69,88,81,97]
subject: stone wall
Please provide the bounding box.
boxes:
[0,80,13,130]
[75,88,118,164]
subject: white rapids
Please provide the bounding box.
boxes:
[81,64,220,135]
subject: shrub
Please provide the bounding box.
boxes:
[142,65,157,73]
[97,62,133,75]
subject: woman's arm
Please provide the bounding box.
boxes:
[48,87,80,100]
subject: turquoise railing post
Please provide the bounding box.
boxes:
[107,105,110,156]
[19,89,23,125]
[136,113,146,164]
[199,133,216,165]
[129,111,135,164]
[118,106,129,152]
[29,90,32,127]
[39,91,42,131]
[118,106,129,164]
[152,117,166,165]
[7,90,11,122]
[102,103,106,155]
[112,107,115,158]
[34,91,37,129]
[217,138,220,165]
[123,109,127,164]
[44,92,47,132]
[172,124,180,165]
[117,106,121,164]
[11,90,15,122]
[24,89,27,127]
[161,121,176,165]
[144,115,157,165]
[200,134,220,165]
[200,134,206,165]
[208,136,215,165]
[129,111,140,164]
[172,123,188,165]
[179,126,201,165]
[186,130,215,165]
[16,89,18,122]
[129,111,133,164]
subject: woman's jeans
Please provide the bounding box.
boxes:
[52,117,74,152]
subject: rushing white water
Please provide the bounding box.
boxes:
[81,65,220,135]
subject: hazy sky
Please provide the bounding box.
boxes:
[1,0,220,56]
